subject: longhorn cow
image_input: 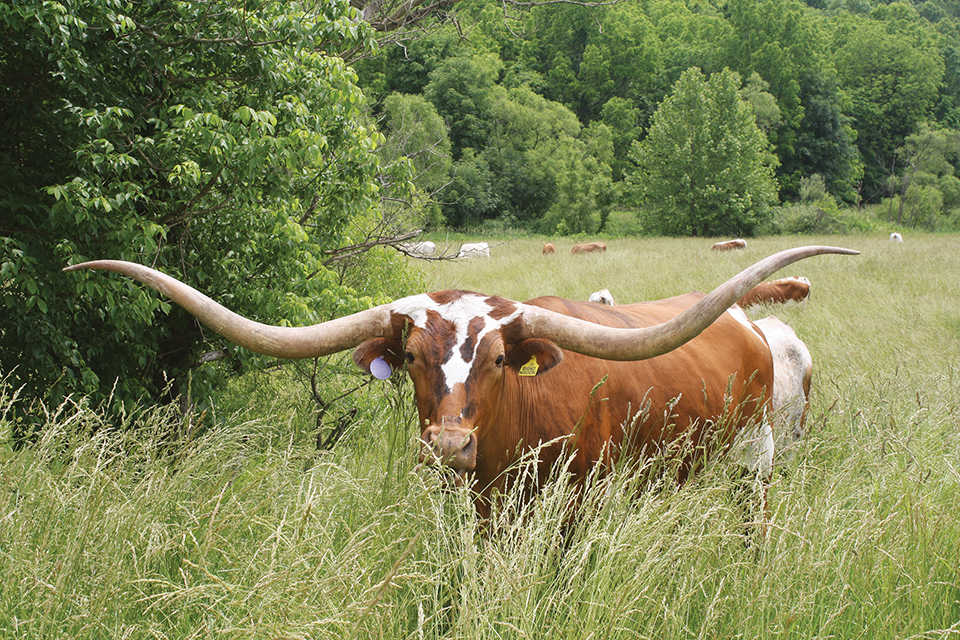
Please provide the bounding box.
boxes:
[571,242,606,254]
[712,239,747,251]
[457,242,490,258]
[64,246,856,517]
[736,276,811,308]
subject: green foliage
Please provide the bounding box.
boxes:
[376,93,452,226]
[424,53,503,158]
[767,197,879,234]
[886,122,960,228]
[443,149,502,228]
[435,81,615,230]
[831,5,945,193]
[627,68,779,237]
[348,0,960,224]
[778,68,862,200]
[720,0,810,144]
[0,0,414,430]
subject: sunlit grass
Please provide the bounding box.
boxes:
[1,232,958,638]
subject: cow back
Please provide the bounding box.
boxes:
[502,294,774,482]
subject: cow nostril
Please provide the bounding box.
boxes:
[419,424,477,470]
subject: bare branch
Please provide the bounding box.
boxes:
[356,0,618,33]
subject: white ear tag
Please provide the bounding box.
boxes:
[370,356,392,380]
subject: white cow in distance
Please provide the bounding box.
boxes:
[588,289,615,305]
[890,232,903,243]
[399,241,436,257]
[458,242,490,258]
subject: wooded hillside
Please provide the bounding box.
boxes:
[357,0,960,234]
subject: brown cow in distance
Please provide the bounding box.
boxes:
[712,239,747,251]
[542,243,556,255]
[571,242,606,254]
[737,276,811,308]
[65,246,857,519]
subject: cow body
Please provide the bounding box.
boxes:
[753,316,812,460]
[542,243,556,255]
[712,239,747,251]
[458,242,490,258]
[356,291,774,516]
[399,240,436,257]
[737,276,811,308]
[571,242,607,254]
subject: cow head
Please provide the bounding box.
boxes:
[350,291,563,481]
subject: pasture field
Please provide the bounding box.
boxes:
[1,234,959,638]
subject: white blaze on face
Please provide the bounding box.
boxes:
[390,293,523,392]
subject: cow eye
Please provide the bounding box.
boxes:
[495,355,504,367]
[405,351,415,364]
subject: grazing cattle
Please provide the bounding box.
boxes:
[64,246,857,519]
[571,242,607,254]
[588,289,615,306]
[736,276,811,308]
[712,239,747,251]
[458,242,490,258]
[890,232,903,243]
[752,317,812,461]
[542,243,556,255]
[398,240,436,257]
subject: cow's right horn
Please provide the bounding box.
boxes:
[63,260,395,359]
[515,245,859,361]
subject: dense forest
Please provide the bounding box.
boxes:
[356,0,960,236]
[2,0,959,419]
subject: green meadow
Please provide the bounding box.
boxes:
[1,234,958,638]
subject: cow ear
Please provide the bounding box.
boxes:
[353,338,404,379]
[505,338,563,376]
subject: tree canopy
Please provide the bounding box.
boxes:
[0,0,417,430]
[626,68,779,237]
[353,0,960,229]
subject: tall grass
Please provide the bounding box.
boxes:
[1,233,958,638]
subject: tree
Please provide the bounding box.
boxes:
[831,6,944,196]
[0,0,412,432]
[887,123,960,227]
[720,0,811,144]
[539,130,617,235]
[352,0,615,33]
[423,53,503,158]
[376,93,452,226]
[627,68,779,237]
[778,68,862,200]
[600,97,643,182]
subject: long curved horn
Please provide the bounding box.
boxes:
[63,260,394,359]
[516,245,859,361]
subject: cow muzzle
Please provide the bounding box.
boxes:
[419,424,477,484]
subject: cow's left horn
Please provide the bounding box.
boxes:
[63,260,394,358]
[516,245,859,361]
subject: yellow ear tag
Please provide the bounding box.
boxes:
[518,355,539,377]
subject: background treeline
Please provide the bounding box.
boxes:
[357,0,960,236]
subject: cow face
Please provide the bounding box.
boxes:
[353,291,562,482]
